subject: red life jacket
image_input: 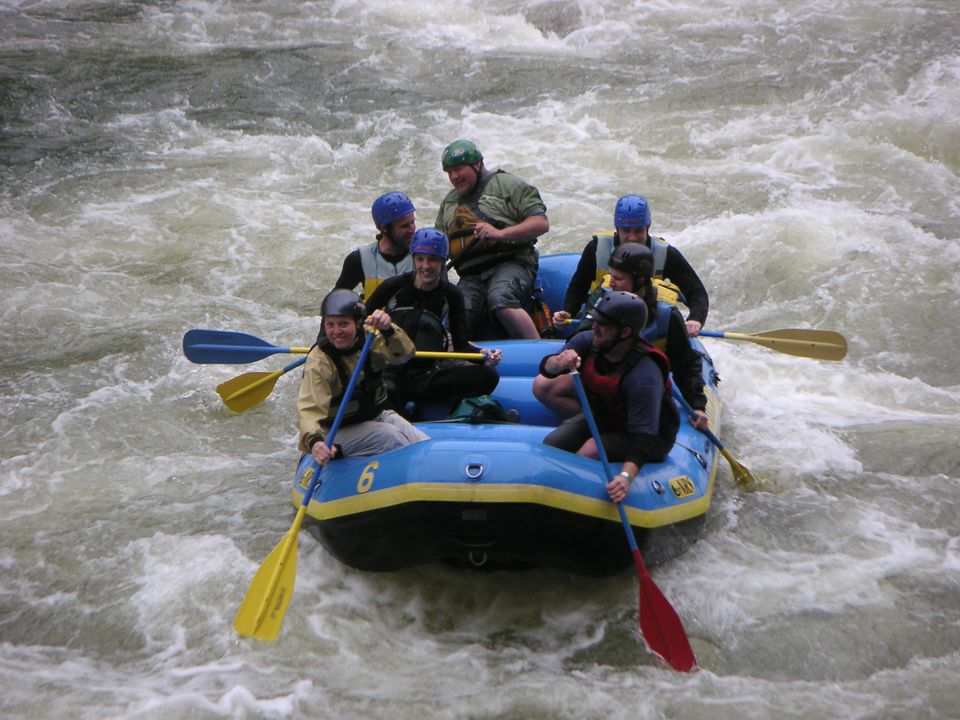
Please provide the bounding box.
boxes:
[580,340,672,432]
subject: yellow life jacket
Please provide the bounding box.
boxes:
[590,231,671,291]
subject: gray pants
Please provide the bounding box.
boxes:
[333,409,430,457]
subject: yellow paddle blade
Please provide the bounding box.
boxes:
[216,370,282,412]
[234,508,306,640]
[720,447,758,487]
[725,329,847,361]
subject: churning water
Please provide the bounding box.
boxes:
[2,1,959,718]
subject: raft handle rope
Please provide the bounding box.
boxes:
[468,551,488,568]
[674,441,708,469]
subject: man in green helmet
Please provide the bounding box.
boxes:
[435,139,549,340]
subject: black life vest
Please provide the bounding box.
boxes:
[315,335,387,426]
[379,281,452,373]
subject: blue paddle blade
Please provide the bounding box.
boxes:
[182,329,283,364]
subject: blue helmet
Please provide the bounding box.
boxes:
[371,192,415,228]
[614,194,651,228]
[410,228,449,260]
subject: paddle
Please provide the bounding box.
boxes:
[184,329,484,364]
[672,385,758,487]
[555,323,847,361]
[183,329,310,364]
[571,371,697,672]
[698,328,847,361]
[211,347,485,415]
[217,357,307,413]
[234,331,376,641]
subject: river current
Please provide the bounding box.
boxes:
[2,1,959,718]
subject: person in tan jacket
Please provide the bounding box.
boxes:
[297,289,429,466]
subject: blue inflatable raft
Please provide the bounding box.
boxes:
[292,254,722,576]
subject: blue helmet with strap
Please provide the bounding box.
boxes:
[410,228,450,260]
[614,194,651,228]
[371,192,415,227]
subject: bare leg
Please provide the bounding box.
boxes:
[532,373,581,417]
[494,306,540,339]
[577,437,599,458]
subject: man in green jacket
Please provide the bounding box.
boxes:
[435,139,549,339]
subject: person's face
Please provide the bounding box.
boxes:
[608,268,634,292]
[616,225,649,244]
[324,316,359,350]
[414,253,443,288]
[383,212,416,250]
[591,319,629,354]
[446,163,480,196]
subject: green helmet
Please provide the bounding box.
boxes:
[441,139,483,171]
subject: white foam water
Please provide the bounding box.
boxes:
[1,1,959,718]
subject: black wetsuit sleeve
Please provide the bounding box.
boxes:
[663,246,708,326]
[334,249,364,291]
[666,308,708,411]
[562,238,600,315]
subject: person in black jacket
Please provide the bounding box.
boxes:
[334,191,417,300]
[536,243,709,431]
[366,228,503,418]
[557,194,708,337]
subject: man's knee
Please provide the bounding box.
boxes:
[532,374,552,401]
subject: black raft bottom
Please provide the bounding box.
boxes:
[304,501,705,576]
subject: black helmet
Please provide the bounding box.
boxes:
[609,242,654,284]
[321,289,365,320]
[588,291,648,335]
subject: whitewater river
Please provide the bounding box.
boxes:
[2,1,958,718]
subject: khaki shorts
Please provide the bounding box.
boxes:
[458,261,535,315]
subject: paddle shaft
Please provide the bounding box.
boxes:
[671,382,757,487]
[671,384,726,454]
[237,332,375,639]
[206,345,483,361]
[187,327,484,363]
[191,342,311,357]
[571,371,697,672]
[570,372,640,552]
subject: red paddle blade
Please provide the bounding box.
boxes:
[634,550,698,672]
